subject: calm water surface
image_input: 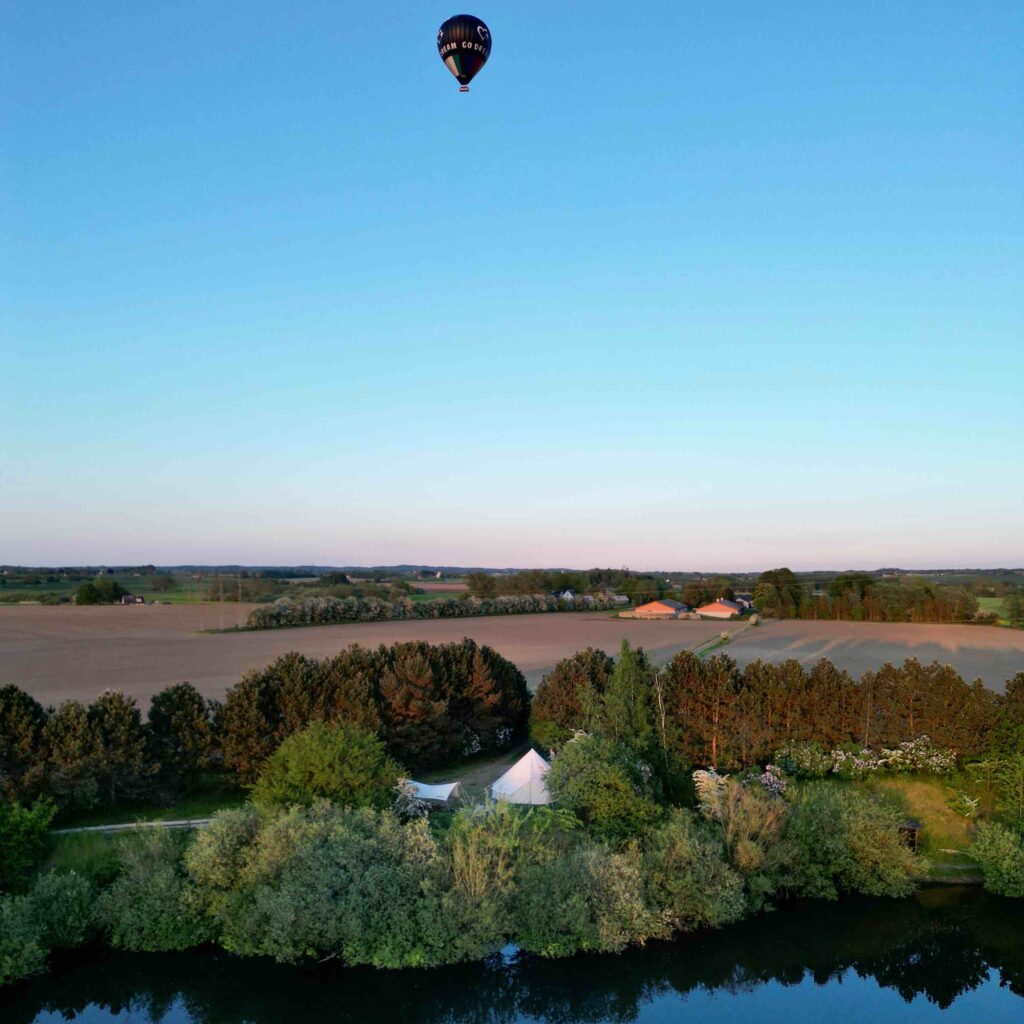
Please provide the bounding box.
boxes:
[3,887,1022,1024]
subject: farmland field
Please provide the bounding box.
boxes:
[1,605,1022,708]
[413,580,469,592]
[728,619,1024,687]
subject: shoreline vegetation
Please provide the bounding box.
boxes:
[2,640,1022,987]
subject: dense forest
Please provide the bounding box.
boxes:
[0,640,530,815]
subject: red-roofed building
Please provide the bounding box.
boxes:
[631,599,687,619]
[695,598,744,620]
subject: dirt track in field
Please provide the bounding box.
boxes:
[1,605,1021,707]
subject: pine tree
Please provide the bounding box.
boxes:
[147,682,214,795]
[88,690,152,805]
[216,672,284,786]
[599,641,653,753]
[378,650,449,765]
[530,648,613,748]
[43,701,100,810]
[0,685,47,800]
[462,648,502,746]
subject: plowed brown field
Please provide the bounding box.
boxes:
[1,605,1021,707]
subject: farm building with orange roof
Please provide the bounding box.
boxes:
[629,599,688,620]
[695,598,744,620]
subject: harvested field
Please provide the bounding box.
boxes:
[0,605,735,706]
[729,620,1024,691]
[1,606,1021,708]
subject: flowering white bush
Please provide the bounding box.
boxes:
[774,742,832,779]
[830,748,882,779]
[393,779,429,821]
[758,764,788,795]
[461,732,482,758]
[775,736,956,780]
[876,736,957,774]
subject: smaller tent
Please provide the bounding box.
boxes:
[489,749,551,805]
[404,780,463,804]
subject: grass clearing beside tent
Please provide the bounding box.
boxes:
[56,783,246,831]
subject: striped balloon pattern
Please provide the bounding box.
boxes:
[437,14,491,90]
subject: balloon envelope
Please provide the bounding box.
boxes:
[437,14,491,89]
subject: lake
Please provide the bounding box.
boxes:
[2,887,1021,1023]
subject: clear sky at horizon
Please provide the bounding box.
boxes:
[3,2,1022,571]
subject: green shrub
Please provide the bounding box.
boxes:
[183,806,261,913]
[0,894,45,986]
[513,843,650,957]
[96,829,208,951]
[782,782,921,899]
[74,579,128,605]
[641,809,747,935]
[25,870,94,948]
[46,833,121,886]
[189,802,454,966]
[0,797,55,892]
[251,721,402,810]
[441,803,521,959]
[971,822,1024,897]
[693,770,789,909]
[546,735,661,843]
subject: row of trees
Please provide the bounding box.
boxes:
[0,640,531,812]
[463,568,683,606]
[0,683,215,812]
[532,649,1023,770]
[244,592,619,630]
[753,567,981,622]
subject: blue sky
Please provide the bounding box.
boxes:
[2,2,1022,570]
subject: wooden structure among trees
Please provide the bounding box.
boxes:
[898,818,924,851]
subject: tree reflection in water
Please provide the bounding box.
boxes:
[2,888,1021,1024]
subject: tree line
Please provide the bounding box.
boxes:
[465,568,671,604]
[0,640,530,815]
[753,567,983,623]
[532,648,1023,770]
[244,592,619,630]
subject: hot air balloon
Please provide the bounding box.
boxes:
[437,14,491,92]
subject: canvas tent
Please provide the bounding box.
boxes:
[404,780,463,804]
[489,749,551,805]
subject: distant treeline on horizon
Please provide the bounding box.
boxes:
[3,563,1023,576]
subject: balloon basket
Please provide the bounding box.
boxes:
[459,85,469,92]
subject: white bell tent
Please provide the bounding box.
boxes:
[489,749,551,805]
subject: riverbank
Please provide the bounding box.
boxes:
[3,886,1020,1023]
